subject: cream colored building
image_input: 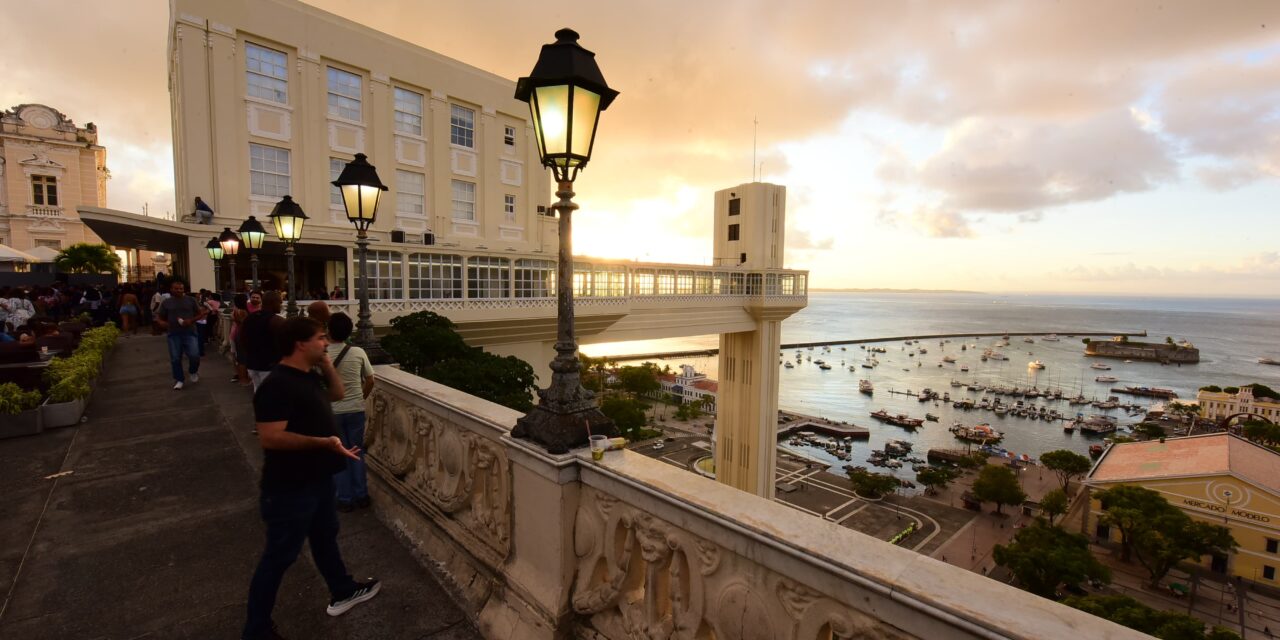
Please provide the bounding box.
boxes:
[0,104,107,253]
[1197,385,1280,424]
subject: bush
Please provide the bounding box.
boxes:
[41,322,119,402]
[0,383,43,414]
[601,396,648,440]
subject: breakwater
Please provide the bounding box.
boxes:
[601,330,1148,363]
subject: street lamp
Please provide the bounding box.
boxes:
[218,227,241,299]
[237,215,268,291]
[205,237,225,303]
[267,196,307,317]
[332,153,391,363]
[510,28,620,453]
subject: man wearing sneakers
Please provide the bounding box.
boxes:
[155,280,206,390]
[243,317,380,640]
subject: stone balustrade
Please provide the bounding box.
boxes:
[27,204,64,217]
[363,365,1146,640]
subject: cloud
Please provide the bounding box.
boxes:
[876,205,974,238]
[787,228,834,251]
[1053,252,1280,282]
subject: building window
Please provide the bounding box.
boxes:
[1265,566,1276,581]
[694,271,713,294]
[31,175,58,206]
[451,180,476,221]
[514,259,555,298]
[393,87,423,136]
[676,271,694,295]
[633,270,655,296]
[329,158,346,206]
[358,250,402,299]
[407,253,461,299]
[504,194,516,222]
[1268,539,1279,554]
[246,43,288,104]
[450,104,475,148]
[656,270,676,295]
[249,143,290,197]
[727,224,740,241]
[33,239,61,249]
[327,67,362,121]
[396,170,426,217]
[573,263,593,297]
[728,198,740,216]
[467,256,510,298]
[503,125,516,148]
[593,265,627,297]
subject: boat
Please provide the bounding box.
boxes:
[818,363,832,370]
[783,361,794,369]
[1260,358,1280,366]
[858,379,874,395]
[1028,360,1045,370]
[959,365,969,372]
[917,388,934,401]
[1023,337,1035,343]
[1043,334,1060,342]
[1095,375,1118,383]
[870,410,924,428]
[861,363,875,369]
[925,413,939,422]
[942,356,956,363]
[1090,363,1112,370]
[1114,386,1178,399]
[950,423,1004,443]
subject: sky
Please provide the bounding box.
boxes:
[3,0,1279,296]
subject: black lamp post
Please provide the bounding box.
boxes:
[218,227,241,300]
[267,196,307,317]
[237,215,268,291]
[333,153,392,364]
[510,28,620,453]
[206,237,225,303]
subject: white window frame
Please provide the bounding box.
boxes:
[245,43,288,104]
[467,256,510,299]
[451,180,476,221]
[450,104,475,148]
[394,87,424,136]
[327,67,362,122]
[408,253,462,299]
[329,157,346,207]
[249,143,291,198]
[503,125,516,148]
[514,259,555,298]
[359,250,403,299]
[503,194,516,222]
[396,170,426,217]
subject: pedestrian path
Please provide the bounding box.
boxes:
[0,334,480,639]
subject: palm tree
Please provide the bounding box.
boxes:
[54,243,121,275]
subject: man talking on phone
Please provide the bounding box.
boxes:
[242,317,380,640]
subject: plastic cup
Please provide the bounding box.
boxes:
[589,434,608,461]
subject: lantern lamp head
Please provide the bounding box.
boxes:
[205,237,224,261]
[218,227,241,256]
[332,153,388,232]
[268,195,309,244]
[237,215,268,250]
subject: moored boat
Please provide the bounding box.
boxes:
[858,379,874,394]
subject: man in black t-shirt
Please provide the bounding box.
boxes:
[242,317,381,640]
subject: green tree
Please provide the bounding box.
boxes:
[1223,386,1240,394]
[616,363,661,399]
[54,243,121,275]
[992,522,1109,598]
[1132,512,1236,588]
[971,464,1027,515]
[1081,338,1091,345]
[600,396,648,439]
[915,467,956,495]
[381,311,537,412]
[1135,422,1166,440]
[1244,383,1280,400]
[1095,485,1177,562]
[1242,420,1280,448]
[1165,336,1175,345]
[1040,449,1092,493]
[1198,385,1222,393]
[1040,488,1069,526]
[847,468,900,499]
[1064,594,1241,640]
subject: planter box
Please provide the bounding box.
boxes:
[1,408,42,439]
[41,396,87,429]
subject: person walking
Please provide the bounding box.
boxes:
[230,293,251,385]
[242,316,380,639]
[239,291,284,391]
[326,313,375,511]
[119,288,141,335]
[150,285,169,335]
[155,280,206,390]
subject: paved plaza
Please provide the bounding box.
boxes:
[0,335,479,639]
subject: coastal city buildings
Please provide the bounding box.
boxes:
[1197,385,1280,424]
[1085,433,1280,586]
[657,364,718,414]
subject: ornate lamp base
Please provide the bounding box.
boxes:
[513,398,617,455]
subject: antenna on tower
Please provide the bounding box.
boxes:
[752,116,758,182]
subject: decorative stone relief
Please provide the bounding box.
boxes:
[451,149,477,177]
[499,160,522,186]
[394,136,426,167]
[571,487,915,640]
[247,102,292,142]
[329,121,365,155]
[365,388,511,560]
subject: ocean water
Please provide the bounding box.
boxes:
[583,293,1280,481]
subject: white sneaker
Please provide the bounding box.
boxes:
[173,381,184,390]
[190,374,200,383]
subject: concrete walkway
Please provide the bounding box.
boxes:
[0,334,480,639]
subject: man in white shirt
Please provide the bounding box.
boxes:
[324,313,375,511]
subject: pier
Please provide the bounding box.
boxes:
[776,410,870,440]
[598,329,1148,362]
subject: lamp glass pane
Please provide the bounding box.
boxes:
[533,85,570,157]
[341,184,381,222]
[273,215,304,242]
[207,246,224,260]
[220,238,240,255]
[569,88,601,166]
[243,230,266,249]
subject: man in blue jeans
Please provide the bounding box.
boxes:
[243,317,380,640]
[155,280,206,390]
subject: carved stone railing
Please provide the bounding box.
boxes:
[365,366,1146,640]
[27,204,64,218]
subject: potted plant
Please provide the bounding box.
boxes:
[42,374,92,428]
[1,382,44,438]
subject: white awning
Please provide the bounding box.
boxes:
[0,244,38,263]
